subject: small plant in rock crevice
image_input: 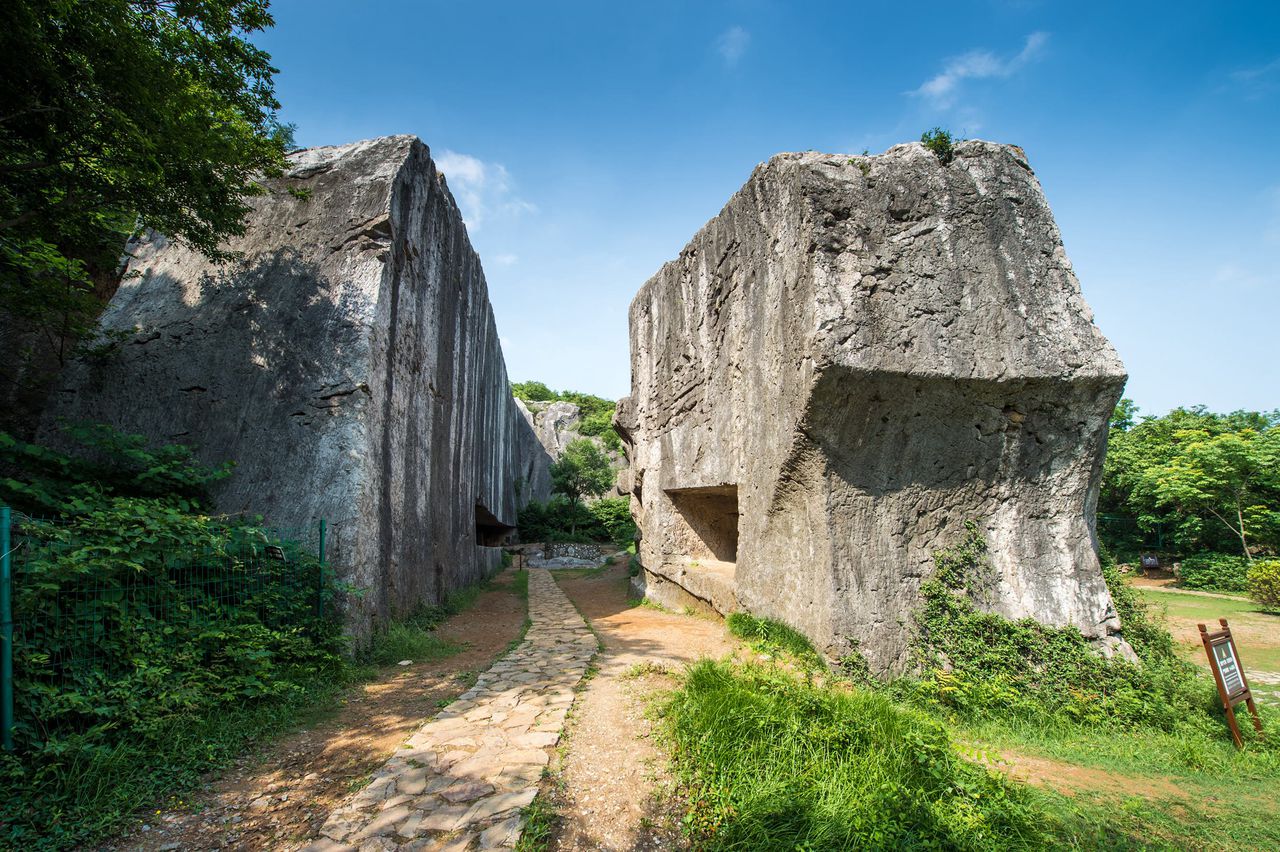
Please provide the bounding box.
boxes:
[921,126,956,165]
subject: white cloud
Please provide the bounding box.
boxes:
[491,252,519,266]
[435,150,536,231]
[1213,263,1273,290]
[913,32,1048,109]
[715,26,750,66]
[1231,56,1280,99]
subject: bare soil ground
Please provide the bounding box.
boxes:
[988,750,1188,801]
[543,560,743,851]
[104,569,528,852]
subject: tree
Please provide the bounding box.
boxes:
[511,380,555,402]
[1145,428,1280,561]
[550,439,615,505]
[1099,403,1280,559]
[0,0,290,426]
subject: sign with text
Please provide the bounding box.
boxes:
[1212,639,1246,697]
[1199,618,1264,748]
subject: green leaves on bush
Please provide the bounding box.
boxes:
[1248,559,1280,610]
[1179,553,1251,593]
[0,424,232,516]
[517,495,635,547]
[921,127,956,165]
[906,522,1209,731]
[0,427,351,848]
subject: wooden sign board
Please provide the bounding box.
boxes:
[1199,618,1264,748]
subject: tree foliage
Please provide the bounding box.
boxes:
[517,495,635,547]
[0,0,290,387]
[1100,401,1280,560]
[511,380,621,449]
[550,438,615,505]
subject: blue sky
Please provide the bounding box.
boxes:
[260,1,1279,415]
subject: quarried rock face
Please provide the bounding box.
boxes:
[514,398,626,496]
[617,141,1128,674]
[42,135,552,633]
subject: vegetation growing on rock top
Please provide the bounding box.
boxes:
[511,380,622,450]
[921,126,957,164]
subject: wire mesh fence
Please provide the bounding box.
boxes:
[1097,514,1167,560]
[0,507,328,750]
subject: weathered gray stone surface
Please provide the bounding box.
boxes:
[617,141,1128,674]
[515,397,625,497]
[42,135,552,631]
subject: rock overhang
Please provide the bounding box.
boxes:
[619,139,1129,673]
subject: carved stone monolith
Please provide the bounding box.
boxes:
[617,141,1128,673]
[43,136,552,634]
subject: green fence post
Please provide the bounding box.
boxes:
[317,519,326,619]
[1,506,13,751]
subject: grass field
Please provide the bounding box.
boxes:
[1133,586,1280,700]
[662,594,1280,850]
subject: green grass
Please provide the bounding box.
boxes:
[512,568,529,601]
[1137,587,1266,618]
[514,790,559,851]
[366,620,464,666]
[949,713,1280,848]
[725,612,826,670]
[661,660,1132,850]
[659,659,1280,849]
[548,564,611,579]
[1136,587,1280,671]
[365,572,507,666]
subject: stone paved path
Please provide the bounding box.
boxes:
[305,569,596,851]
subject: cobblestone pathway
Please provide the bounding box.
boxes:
[305,569,596,851]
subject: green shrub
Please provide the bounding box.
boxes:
[1179,553,1251,593]
[587,496,635,548]
[663,661,1061,849]
[0,427,352,848]
[921,127,956,165]
[518,495,635,547]
[1248,559,1280,609]
[905,522,1208,731]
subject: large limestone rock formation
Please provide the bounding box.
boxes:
[514,398,626,496]
[42,135,552,632]
[616,141,1128,674]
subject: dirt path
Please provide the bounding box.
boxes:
[304,568,596,851]
[544,560,743,851]
[108,569,528,852]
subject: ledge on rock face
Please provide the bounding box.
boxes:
[41,134,552,636]
[620,140,1128,674]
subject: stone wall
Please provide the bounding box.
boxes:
[617,141,1128,674]
[41,135,552,634]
